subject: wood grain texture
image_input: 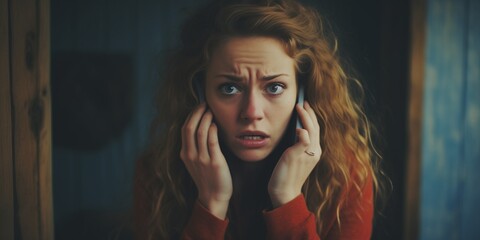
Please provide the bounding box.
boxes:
[0,0,14,239]
[37,0,53,239]
[9,0,53,239]
[405,0,426,239]
[11,0,40,236]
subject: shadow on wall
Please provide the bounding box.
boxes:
[51,52,136,240]
[52,53,133,151]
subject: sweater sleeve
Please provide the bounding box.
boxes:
[181,201,229,240]
[324,176,374,239]
[262,176,374,240]
[263,195,320,240]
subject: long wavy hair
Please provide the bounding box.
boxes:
[134,0,383,239]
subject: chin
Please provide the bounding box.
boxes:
[231,148,272,162]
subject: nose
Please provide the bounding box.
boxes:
[240,90,264,122]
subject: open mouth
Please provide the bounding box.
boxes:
[239,135,266,140]
[235,131,270,148]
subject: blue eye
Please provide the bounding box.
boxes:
[266,83,285,95]
[219,84,241,95]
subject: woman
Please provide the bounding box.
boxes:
[134,0,382,239]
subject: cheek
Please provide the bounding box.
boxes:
[271,105,294,127]
[270,96,296,127]
[209,102,237,130]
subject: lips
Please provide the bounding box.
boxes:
[235,131,269,148]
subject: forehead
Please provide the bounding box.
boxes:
[208,36,295,74]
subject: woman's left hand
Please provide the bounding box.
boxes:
[268,101,322,207]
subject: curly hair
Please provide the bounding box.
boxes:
[134,0,382,239]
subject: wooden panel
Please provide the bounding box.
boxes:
[420,0,466,238]
[0,0,14,239]
[420,0,468,239]
[9,0,53,239]
[37,0,53,239]
[404,0,426,239]
[460,0,480,238]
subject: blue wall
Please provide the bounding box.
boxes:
[51,0,204,238]
[420,0,480,239]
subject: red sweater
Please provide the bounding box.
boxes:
[134,156,373,240]
[181,177,373,240]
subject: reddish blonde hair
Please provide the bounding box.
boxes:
[134,1,382,239]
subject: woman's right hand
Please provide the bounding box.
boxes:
[180,103,233,219]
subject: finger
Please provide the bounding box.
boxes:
[181,103,206,161]
[304,101,320,131]
[296,104,316,135]
[296,128,321,161]
[296,128,311,147]
[285,128,311,159]
[182,103,206,130]
[207,123,225,163]
[181,110,193,156]
[197,110,213,162]
[303,101,321,146]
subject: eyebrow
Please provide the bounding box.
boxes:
[215,74,289,81]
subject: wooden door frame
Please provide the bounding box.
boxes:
[0,0,53,239]
[0,0,14,237]
[404,0,426,239]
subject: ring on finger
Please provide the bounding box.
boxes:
[304,150,315,156]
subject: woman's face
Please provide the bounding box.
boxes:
[206,36,297,162]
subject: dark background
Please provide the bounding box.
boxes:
[51,0,409,239]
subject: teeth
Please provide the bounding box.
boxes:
[242,135,263,140]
